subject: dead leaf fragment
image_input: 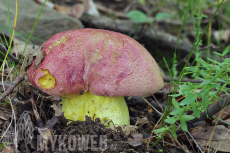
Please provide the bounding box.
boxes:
[191,125,230,152]
[12,38,38,57]
[34,48,45,69]
[24,45,45,70]
[127,131,143,147]
[123,125,137,135]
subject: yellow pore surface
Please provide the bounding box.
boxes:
[38,69,56,89]
[61,90,130,127]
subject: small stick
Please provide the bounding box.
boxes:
[0,43,19,64]
[0,74,25,100]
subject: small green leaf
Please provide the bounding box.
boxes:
[172,98,180,109]
[180,94,197,106]
[182,115,195,121]
[215,78,225,82]
[201,89,209,111]
[192,104,200,118]
[224,58,230,63]
[180,117,188,131]
[213,52,222,56]
[155,12,172,20]
[171,126,177,139]
[154,127,168,133]
[165,117,177,124]
[170,94,182,97]
[180,83,195,91]
[222,45,230,56]
[195,58,209,66]
[170,108,184,115]
[209,83,220,89]
[201,14,208,18]
[207,58,219,64]
[199,80,212,87]
[126,10,150,23]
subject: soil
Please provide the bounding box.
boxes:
[1,88,187,153]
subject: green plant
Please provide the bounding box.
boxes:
[155,44,230,139]
[126,10,151,23]
[153,0,227,147]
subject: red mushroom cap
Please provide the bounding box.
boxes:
[27,28,164,98]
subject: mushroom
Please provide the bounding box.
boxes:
[27,28,164,127]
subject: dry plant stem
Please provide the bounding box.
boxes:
[187,95,230,125]
[0,74,24,100]
[142,97,162,115]
[0,43,19,64]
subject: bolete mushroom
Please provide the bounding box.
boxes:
[27,28,164,127]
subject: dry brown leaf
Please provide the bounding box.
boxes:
[191,125,230,152]
[11,38,38,57]
[127,131,143,147]
[214,104,230,120]
[123,125,137,135]
[33,48,45,69]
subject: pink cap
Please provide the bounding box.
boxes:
[27,28,164,98]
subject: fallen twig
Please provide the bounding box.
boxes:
[0,43,19,64]
[0,74,25,100]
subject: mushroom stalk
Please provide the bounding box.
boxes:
[61,90,130,127]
